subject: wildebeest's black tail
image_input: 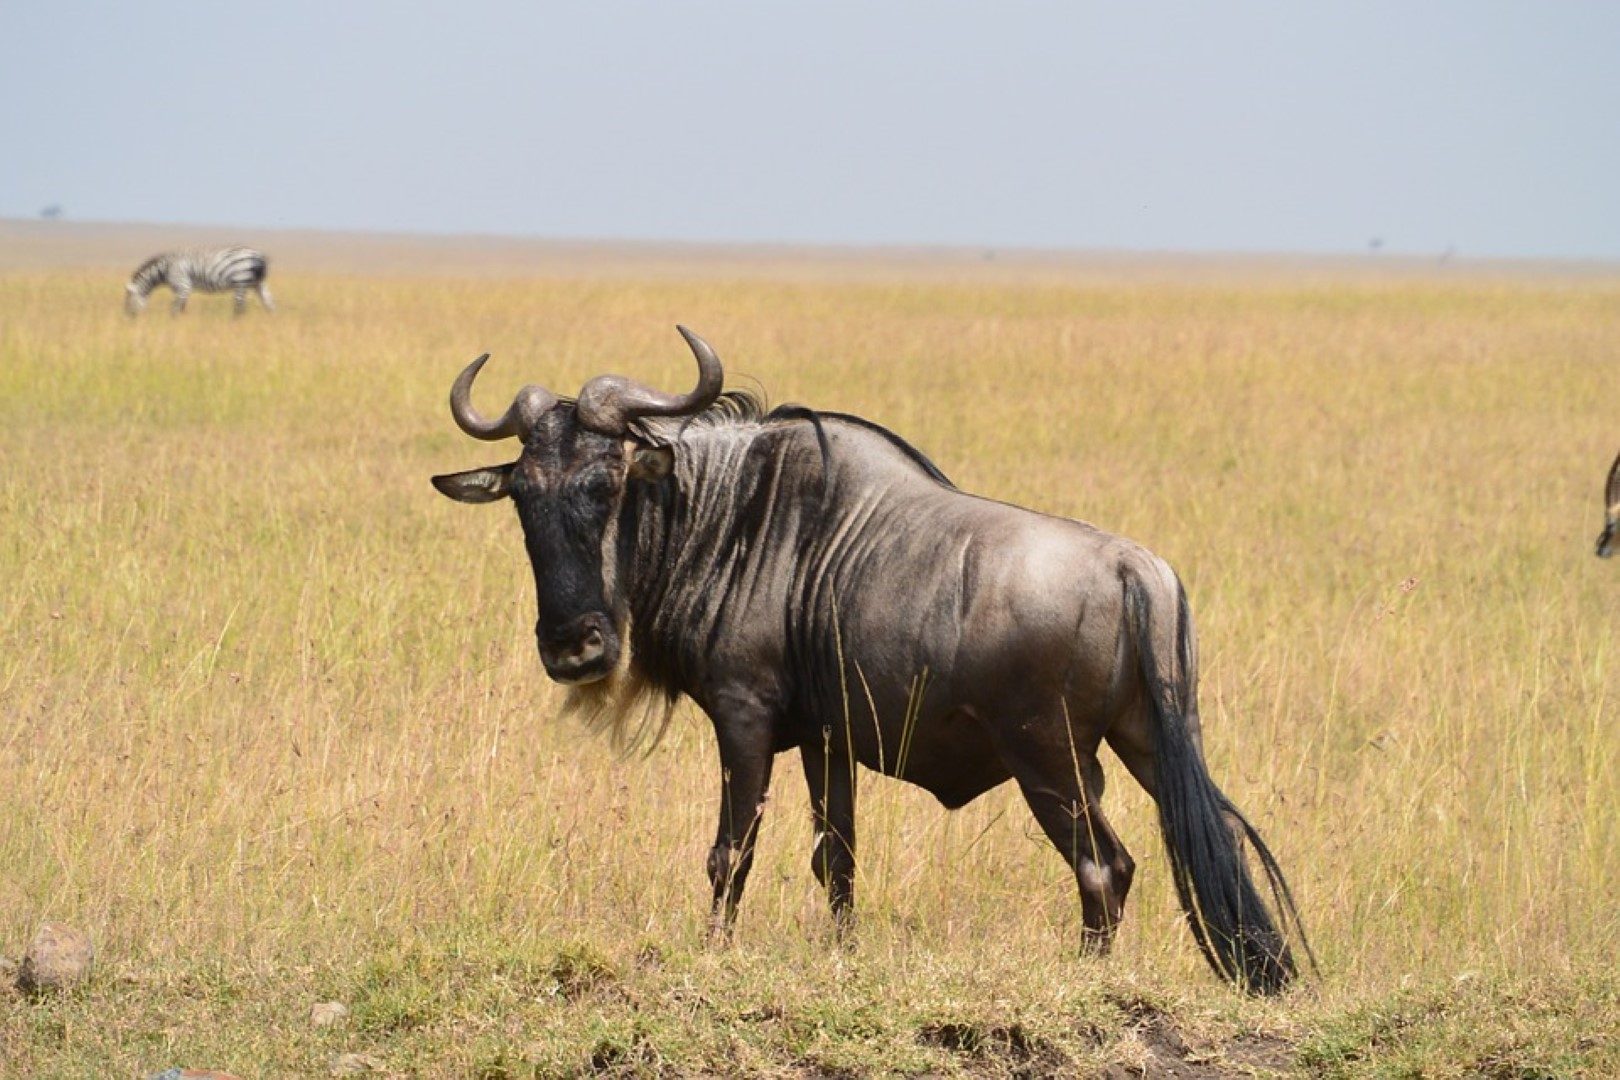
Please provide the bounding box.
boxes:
[1124,565,1313,994]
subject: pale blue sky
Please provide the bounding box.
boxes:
[3,3,1616,258]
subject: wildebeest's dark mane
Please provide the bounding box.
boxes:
[631,389,954,488]
[598,387,767,432]
[617,388,953,736]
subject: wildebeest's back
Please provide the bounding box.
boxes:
[782,419,1155,805]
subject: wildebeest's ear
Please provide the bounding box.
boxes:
[431,464,515,503]
[628,445,674,482]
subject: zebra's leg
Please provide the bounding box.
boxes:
[170,287,190,315]
[256,282,275,313]
[233,289,247,316]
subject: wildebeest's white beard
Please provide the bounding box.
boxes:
[559,623,675,753]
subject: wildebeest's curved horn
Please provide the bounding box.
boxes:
[574,325,724,435]
[450,353,559,442]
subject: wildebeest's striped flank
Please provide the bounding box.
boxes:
[125,247,274,317]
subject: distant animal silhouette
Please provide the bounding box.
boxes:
[1597,448,1620,558]
[39,205,62,220]
[125,247,273,317]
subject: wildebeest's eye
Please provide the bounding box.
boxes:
[579,472,618,503]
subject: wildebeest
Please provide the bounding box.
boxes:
[125,247,274,317]
[1598,448,1620,558]
[432,327,1311,993]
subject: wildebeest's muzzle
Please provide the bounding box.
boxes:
[536,611,618,684]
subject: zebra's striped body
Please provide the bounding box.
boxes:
[125,247,274,316]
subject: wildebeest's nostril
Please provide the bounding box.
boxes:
[544,617,609,670]
[573,629,606,664]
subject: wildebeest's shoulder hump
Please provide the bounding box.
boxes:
[765,406,954,488]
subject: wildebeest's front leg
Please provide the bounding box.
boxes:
[800,732,856,931]
[706,694,776,938]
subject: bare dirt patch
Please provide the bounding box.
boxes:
[912,1003,1295,1079]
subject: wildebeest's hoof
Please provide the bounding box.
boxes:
[1079,927,1117,957]
[705,916,735,949]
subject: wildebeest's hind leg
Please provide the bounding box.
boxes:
[705,697,777,940]
[1002,731,1135,953]
[799,735,856,932]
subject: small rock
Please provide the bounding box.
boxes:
[310,1001,350,1027]
[16,922,94,994]
[329,1052,387,1075]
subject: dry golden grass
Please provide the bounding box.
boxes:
[1,241,1617,1076]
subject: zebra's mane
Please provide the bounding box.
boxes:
[129,253,169,284]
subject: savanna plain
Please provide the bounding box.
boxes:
[2,225,1617,1077]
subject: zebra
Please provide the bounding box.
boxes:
[124,247,274,317]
